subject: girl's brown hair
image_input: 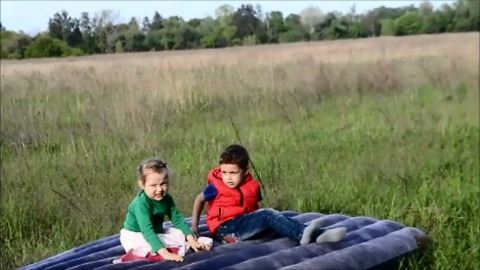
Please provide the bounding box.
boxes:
[137,157,170,183]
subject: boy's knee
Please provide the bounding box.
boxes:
[259,208,279,216]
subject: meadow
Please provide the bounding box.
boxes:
[1,32,479,270]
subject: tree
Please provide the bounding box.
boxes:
[281,14,309,42]
[299,6,324,33]
[265,11,285,43]
[214,4,237,46]
[92,9,120,53]
[395,11,423,35]
[150,12,164,31]
[231,4,261,41]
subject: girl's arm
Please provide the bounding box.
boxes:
[134,201,166,253]
[167,196,193,236]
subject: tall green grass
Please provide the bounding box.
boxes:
[1,33,479,270]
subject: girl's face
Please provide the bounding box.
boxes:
[139,169,169,201]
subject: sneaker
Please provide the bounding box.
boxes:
[222,233,238,244]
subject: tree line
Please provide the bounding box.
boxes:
[1,0,478,60]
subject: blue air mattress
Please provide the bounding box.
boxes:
[18,210,429,270]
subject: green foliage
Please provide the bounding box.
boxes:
[381,19,396,35]
[1,29,31,59]
[0,0,478,60]
[242,34,258,46]
[396,11,424,35]
[115,40,124,53]
[23,35,72,58]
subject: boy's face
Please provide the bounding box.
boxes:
[220,163,247,188]
[139,169,169,201]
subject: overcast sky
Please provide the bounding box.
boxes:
[1,1,455,35]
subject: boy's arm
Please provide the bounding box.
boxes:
[191,192,206,234]
[134,200,165,253]
[191,184,217,233]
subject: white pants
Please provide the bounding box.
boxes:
[119,227,213,257]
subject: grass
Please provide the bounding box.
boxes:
[1,32,479,270]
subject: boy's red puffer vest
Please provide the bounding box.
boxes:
[205,166,261,236]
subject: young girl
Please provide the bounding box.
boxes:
[116,157,212,263]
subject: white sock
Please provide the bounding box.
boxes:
[300,218,324,245]
[316,227,347,243]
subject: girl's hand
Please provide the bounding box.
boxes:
[157,248,184,262]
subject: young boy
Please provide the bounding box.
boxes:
[190,144,346,245]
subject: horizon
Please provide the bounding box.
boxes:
[1,0,455,35]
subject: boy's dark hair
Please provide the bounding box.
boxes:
[219,144,250,170]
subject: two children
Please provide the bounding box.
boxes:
[118,144,346,263]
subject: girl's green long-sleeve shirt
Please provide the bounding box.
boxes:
[123,191,193,253]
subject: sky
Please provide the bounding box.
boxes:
[1,0,455,35]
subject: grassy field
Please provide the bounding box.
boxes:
[1,32,479,270]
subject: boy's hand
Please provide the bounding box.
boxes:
[157,248,184,262]
[186,234,210,252]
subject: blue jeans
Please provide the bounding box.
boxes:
[215,208,310,244]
